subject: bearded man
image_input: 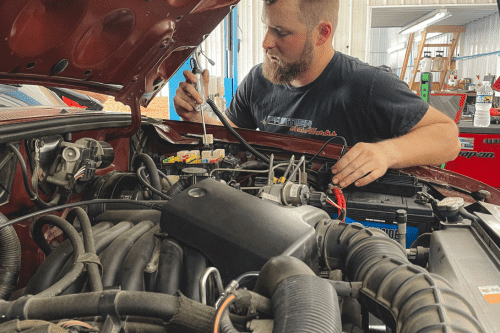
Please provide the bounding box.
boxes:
[173,0,461,188]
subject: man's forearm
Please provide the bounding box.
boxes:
[376,121,461,169]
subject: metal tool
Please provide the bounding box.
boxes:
[191,51,212,147]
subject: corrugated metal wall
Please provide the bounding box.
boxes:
[237,0,265,84]
[369,12,499,85]
[457,13,499,84]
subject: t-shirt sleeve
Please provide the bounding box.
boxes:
[367,70,429,139]
[224,69,258,129]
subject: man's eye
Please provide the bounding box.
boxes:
[275,29,289,37]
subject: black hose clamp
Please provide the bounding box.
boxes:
[98,289,122,331]
[76,253,103,277]
[10,295,33,320]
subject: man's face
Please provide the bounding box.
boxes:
[261,0,315,85]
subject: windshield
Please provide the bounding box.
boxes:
[0,84,66,108]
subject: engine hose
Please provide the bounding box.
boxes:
[0,213,21,300]
[155,239,183,295]
[165,178,188,198]
[7,143,61,209]
[116,225,160,291]
[56,221,134,296]
[134,153,162,200]
[31,215,63,256]
[254,256,342,333]
[206,99,270,165]
[34,216,85,298]
[0,291,248,331]
[25,222,112,296]
[137,166,172,200]
[70,208,102,292]
[320,220,485,333]
[100,220,155,287]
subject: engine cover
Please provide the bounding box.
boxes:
[161,178,326,282]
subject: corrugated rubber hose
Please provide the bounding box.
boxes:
[0,213,21,300]
[320,220,486,333]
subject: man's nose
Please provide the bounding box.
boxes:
[262,30,276,50]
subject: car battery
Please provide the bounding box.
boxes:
[323,174,434,248]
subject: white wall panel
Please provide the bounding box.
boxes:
[457,13,499,84]
[200,21,226,78]
[237,0,265,84]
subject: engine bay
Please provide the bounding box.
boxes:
[0,122,499,332]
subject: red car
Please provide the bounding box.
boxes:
[0,1,498,333]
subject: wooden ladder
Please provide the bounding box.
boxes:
[401,25,466,92]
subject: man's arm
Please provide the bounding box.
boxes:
[173,69,238,127]
[331,105,461,188]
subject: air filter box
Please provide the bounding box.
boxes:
[160,179,327,282]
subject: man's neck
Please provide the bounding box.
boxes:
[290,48,335,87]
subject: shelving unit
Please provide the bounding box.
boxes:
[402,25,466,92]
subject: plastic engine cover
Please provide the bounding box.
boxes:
[161,179,325,282]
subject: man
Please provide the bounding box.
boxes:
[174,0,461,188]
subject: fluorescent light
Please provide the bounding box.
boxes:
[414,32,442,43]
[400,9,452,34]
[388,43,406,53]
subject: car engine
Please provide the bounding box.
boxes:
[0,123,498,333]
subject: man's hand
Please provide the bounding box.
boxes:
[330,105,461,188]
[173,69,210,122]
[331,142,391,188]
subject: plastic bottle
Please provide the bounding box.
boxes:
[474,81,493,127]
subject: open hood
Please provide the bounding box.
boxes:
[0,0,239,136]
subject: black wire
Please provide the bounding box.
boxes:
[158,169,173,186]
[7,143,61,208]
[137,166,172,200]
[0,199,165,230]
[206,99,270,165]
[308,136,348,164]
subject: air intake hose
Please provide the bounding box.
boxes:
[0,213,21,300]
[319,220,485,333]
[254,256,342,333]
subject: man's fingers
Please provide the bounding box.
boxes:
[353,169,384,187]
[333,158,371,188]
[183,70,197,84]
[173,94,195,113]
[179,82,203,104]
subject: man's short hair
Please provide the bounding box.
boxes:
[264,0,339,34]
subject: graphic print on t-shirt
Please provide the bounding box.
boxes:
[262,116,338,138]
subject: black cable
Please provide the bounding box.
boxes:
[34,214,85,298]
[71,207,103,292]
[7,143,61,209]
[0,199,165,230]
[158,169,173,186]
[308,136,347,164]
[134,153,162,200]
[137,166,172,200]
[206,99,270,165]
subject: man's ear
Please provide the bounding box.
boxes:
[316,22,332,46]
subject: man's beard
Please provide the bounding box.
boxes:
[262,39,314,85]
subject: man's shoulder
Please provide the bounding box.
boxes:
[334,52,400,85]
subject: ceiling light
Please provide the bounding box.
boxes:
[400,9,452,34]
[414,32,442,43]
[388,43,406,53]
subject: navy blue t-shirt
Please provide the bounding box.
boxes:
[225,52,429,146]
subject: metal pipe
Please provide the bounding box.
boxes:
[199,267,224,305]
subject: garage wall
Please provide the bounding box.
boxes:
[237,0,265,84]
[457,13,500,84]
[369,11,499,86]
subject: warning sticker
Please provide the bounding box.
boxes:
[478,285,500,304]
[459,137,474,150]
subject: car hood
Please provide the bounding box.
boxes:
[0,0,238,110]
